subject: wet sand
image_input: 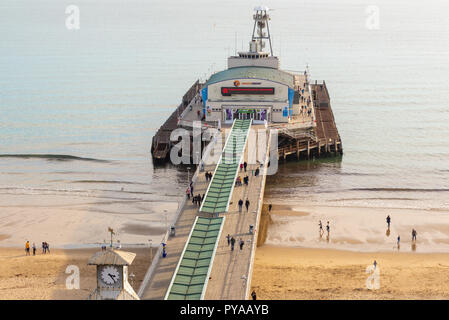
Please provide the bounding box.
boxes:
[252,245,449,300]
[265,204,449,253]
[0,247,152,300]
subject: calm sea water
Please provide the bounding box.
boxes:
[1,0,448,245]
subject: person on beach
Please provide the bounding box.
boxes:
[319,220,323,236]
[186,187,190,199]
[239,238,244,250]
[397,235,401,250]
[268,204,272,212]
[238,199,243,213]
[326,221,330,236]
[25,241,30,256]
[373,260,377,269]
[255,168,259,177]
[245,199,250,212]
[243,162,247,172]
[46,242,50,254]
[251,290,257,300]
[412,229,417,242]
[42,242,46,254]
[226,234,231,246]
[240,163,243,171]
[244,176,249,186]
[386,215,391,228]
[230,237,236,251]
[32,243,36,256]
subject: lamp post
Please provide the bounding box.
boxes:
[187,167,191,182]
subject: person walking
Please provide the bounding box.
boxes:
[239,238,244,250]
[412,229,417,242]
[245,199,250,212]
[230,237,236,251]
[238,199,243,213]
[326,221,330,236]
[186,187,190,199]
[373,260,377,269]
[397,235,401,250]
[32,243,36,256]
[268,204,272,213]
[386,215,391,228]
[251,290,257,300]
[25,241,30,256]
[319,220,323,236]
[243,162,247,172]
[226,234,231,246]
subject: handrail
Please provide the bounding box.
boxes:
[244,128,272,299]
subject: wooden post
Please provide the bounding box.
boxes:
[307,140,310,159]
[296,140,300,160]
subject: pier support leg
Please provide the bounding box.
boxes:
[296,141,300,160]
[307,141,310,159]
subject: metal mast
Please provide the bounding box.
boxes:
[251,6,273,56]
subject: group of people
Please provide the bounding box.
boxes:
[226,234,245,251]
[386,215,418,250]
[204,171,213,182]
[317,215,419,251]
[318,220,331,239]
[25,240,50,256]
[238,199,250,213]
[192,193,204,207]
[235,175,249,187]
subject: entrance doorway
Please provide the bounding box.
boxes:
[224,108,269,123]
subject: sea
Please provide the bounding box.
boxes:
[1,0,448,248]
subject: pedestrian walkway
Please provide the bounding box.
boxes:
[200,119,252,214]
[165,217,224,300]
[204,126,270,299]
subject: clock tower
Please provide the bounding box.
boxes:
[87,248,140,300]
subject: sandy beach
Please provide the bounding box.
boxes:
[0,247,152,300]
[252,245,449,300]
[251,203,449,299]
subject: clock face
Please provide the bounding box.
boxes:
[100,266,120,286]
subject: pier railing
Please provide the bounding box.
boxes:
[244,128,272,299]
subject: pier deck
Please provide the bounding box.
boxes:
[140,123,270,300]
[204,127,270,299]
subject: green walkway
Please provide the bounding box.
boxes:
[165,217,224,300]
[200,119,252,214]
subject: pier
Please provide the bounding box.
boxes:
[142,7,342,300]
[140,120,272,300]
